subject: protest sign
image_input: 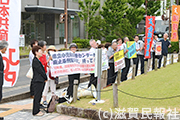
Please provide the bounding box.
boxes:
[50,51,95,76]
[126,41,137,59]
[114,50,125,72]
[102,49,109,71]
[144,16,155,59]
[155,42,162,55]
[2,0,21,87]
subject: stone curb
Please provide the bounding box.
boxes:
[1,75,90,104]
[56,105,164,120]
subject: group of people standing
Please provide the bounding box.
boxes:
[29,40,80,116]
[89,33,171,88]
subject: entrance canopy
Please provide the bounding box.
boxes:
[25,5,81,15]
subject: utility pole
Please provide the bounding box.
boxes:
[64,0,68,48]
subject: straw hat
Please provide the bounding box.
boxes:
[47,45,57,51]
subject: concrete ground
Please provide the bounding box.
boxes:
[0,82,90,120]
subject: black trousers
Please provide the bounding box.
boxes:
[32,82,45,115]
[88,73,97,88]
[67,74,80,97]
[121,58,130,82]
[135,55,144,76]
[107,63,117,86]
[30,79,34,96]
[0,86,2,102]
[152,52,160,70]
[158,54,167,68]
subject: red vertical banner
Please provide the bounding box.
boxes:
[144,16,155,59]
[171,5,180,42]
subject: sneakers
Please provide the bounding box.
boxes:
[43,101,48,106]
[40,104,46,109]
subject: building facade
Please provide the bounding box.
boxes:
[21,0,85,45]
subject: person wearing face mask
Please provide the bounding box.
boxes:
[0,40,8,120]
[32,46,47,116]
[66,43,80,101]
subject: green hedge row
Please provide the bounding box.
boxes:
[72,38,90,48]
[168,42,179,53]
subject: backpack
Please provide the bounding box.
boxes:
[47,95,59,113]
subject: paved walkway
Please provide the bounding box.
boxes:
[0,82,90,120]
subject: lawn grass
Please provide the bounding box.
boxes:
[63,62,180,113]
[19,47,30,56]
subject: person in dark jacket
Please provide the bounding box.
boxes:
[32,46,47,116]
[0,40,8,120]
[66,43,80,102]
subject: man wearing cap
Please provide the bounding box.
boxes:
[66,43,80,102]
[88,39,97,88]
[0,40,8,120]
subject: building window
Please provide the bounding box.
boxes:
[72,16,79,38]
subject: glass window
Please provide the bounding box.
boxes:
[72,16,80,38]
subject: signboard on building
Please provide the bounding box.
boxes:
[19,34,25,47]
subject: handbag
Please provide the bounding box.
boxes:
[26,67,33,79]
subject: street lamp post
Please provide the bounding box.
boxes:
[64,0,68,48]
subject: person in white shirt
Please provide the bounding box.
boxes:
[121,37,130,82]
[135,36,144,76]
[152,35,159,70]
[29,39,38,98]
[88,39,97,88]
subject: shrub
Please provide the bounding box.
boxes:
[72,38,90,48]
[168,42,179,53]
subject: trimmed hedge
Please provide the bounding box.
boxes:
[168,42,179,53]
[72,38,90,48]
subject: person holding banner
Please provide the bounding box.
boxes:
[0,40,8,120]
[66,43,80,100]
[152,35,159,70]
[32,46,47,116]
[158,33,171,68]
[121,37,130,82]
[107,41,118,86]
[29,39,38,98]
[88,39,98,88]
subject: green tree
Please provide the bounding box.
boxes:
[88,15,105,39]
[77,0,100,39]
[126,0,146,34]
[100,0,128,41]
[146,0,161,16]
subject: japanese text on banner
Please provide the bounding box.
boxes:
[50,51,95,76]
[114,50,125,72]
[1,0,21,87]
[144,16,155,59]
[126,41,137,59]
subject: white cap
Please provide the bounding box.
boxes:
[97,40,101,45]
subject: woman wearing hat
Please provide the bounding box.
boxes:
[42,45,57,106]
[66,43,80,101]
